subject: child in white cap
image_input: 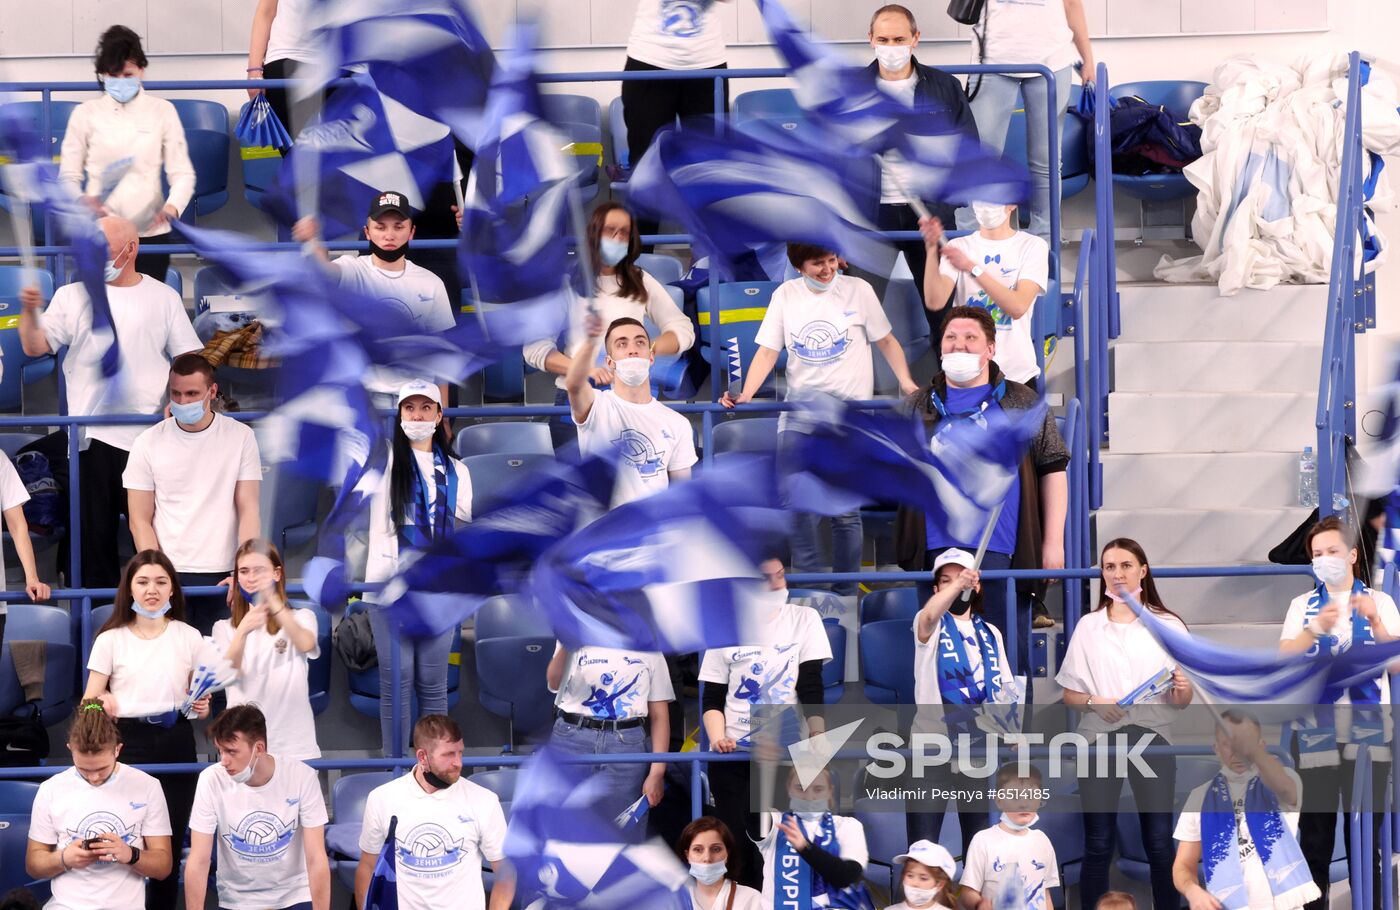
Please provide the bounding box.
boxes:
[886,839,958,909]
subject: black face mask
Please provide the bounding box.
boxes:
[370,240,409,262]
[421,766,454,791]
[947,595,973,616]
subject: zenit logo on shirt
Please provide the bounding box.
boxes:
[69,811,136,845]
[397,823,465,873]
[611,428,665,477]
[661,0,706,37]
[790,321,850,364]
[225,811,297,861]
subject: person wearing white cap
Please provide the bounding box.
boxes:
[906,548,1019,853]
[888,839,958,909]
[362,379,473,754]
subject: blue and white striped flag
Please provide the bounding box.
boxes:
[364,815,399,910]
[782,394,1045,543]
[528,455,790,653]
[508,745,691,910]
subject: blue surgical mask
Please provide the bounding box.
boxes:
[599,238,629,267]
[238,586,258,605]
[170,399,207,425]
[803,273,835,294]
[104,76,141,104]
[689,861,726,885]
[133,600,172,619]
[103,260,122,283]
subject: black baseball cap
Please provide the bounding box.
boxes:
[368,190,413,220]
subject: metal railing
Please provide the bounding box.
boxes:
[1086,63,1119,509]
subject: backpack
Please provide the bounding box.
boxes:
[12,450,65,539]
[333,608,379,673]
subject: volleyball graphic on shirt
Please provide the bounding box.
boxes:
[610,428,666,478]
[225,810,297,861]
[582,671,642,720]
[397,822,465,873]
[69,811,136,845]
[789,321,850,364]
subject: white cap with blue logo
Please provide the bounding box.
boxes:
[396,379,441,406]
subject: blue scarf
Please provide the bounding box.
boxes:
[1200,772,1319,909]
[775,813,875,910]
[936,613,1005,705]
[398,446,457,551]
[1296,580,1384,768]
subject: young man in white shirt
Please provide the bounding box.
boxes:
[185,705,331,910]
[18,215,202,590]
[722,243,918,595]
[294,190,454,408]
[920,206,1050,388]
[356,715,514,910]
[123,353,262,634]
[568,314,697,507]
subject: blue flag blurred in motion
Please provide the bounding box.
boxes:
[508,746,692,910]
[378,456,618,636]
[459,21,577,328]
[528,455,790,653]
[267,74,456,238]
[365,815,399,910]
[783,395,1045,544]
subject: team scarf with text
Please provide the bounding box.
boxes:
[1200,771,1319,909]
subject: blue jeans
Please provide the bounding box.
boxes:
[956,68,1074,244]
[792,509,863,597]
[549,717,649,830]
[369,607,453,755]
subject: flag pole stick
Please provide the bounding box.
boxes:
[294,137,320,256]
[962,502,1005,603]
[0,170,38,276]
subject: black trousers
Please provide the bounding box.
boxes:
[706,757,762,890]
[260,58,341,139]
[178,572,230,637]
[846,202,958,344]
[116,717,197,910]
[134,232,175,284]
[77,440,130,590]
[621,57,729,243]
[1294,751,1391,910]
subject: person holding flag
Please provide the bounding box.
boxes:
[1055,538,1192,910]
[1277,515,1400,909]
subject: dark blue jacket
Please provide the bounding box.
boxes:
[863,56,980,141]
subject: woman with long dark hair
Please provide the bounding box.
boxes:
[1055,537,1192,910]
[676,816,763,910]
[83,550,208,910]
[363,379,472,755]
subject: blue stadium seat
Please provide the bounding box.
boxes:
[607,97,629,170]
[467,767,519,813]
[460,453,556,514]
[0,100,77,242]
[733,89,801,124]
[0,639,75,723]
[1063,85,1091,199]
[475,635,555,747]
[635,253,684,286]
[2,606,77,722]
[85,603,115,652]
[859,619,915,704]
[0,432,42,459]
[289,600,333,715]
[0,266,57,412]
[262,465,321,553]
[859,587,922,626]
[541,93,603,130]
[0,808,50,901]
[164,268,183,296]
[1107,80,1209,202]
[0,780,38,813]
[557,121,604,203]
[475,594,552,642]
[711,417,778,456]
[343,602,462,721]
[821,618,845,703]
[854,798,909,895]
[454,422,553,458]
[171,100,231,218]
[325,770,397,889]
[696,282,785,395]
[1025,795,1084,895]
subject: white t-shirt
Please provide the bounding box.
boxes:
[122,413,263,573]
[212,608,322,761]
[551,645,675,721]
[87,621,205,718]
[190,758,329,910]
[1055,608,1187,736]
[41,277,202,451]
[522,271,697,388]
[1280,587,1400,708]
[687,879,765,910]
[0,451,31,601]
[29,764,172,910]
[577,390,697,506]
[757,812,869,909]
[627,0,728,70]
[754,275,893,429]
[1173,769,1306,910]
[363,450,473,599]
[960,824,1060,910]
[331,256,455,394]
[876,75,920,204]
[698,600,832,747]
[939,232,1049,384]
[265,0,316,64]
[359,772,509,910]
[981,0,1078,72]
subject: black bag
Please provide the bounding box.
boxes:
[0,703,49,767]
[1269,508,1321,565]
[333,608,379,673]
[947,0,986,26]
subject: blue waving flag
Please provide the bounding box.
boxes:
[507,746,692,910]
[528,455,791,654]
[365,815,399,910]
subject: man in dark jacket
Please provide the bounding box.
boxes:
[852,4,980,343]
[893,306,1068,683]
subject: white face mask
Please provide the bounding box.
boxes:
[1001,813,1038,831]
[972,201,1010,230]
[613,357,651,388]
[229,751,260,785]
[940,351,983,383]
[690,860,726,885]
[903,884,942,907]
[1312,555,1351,587]
[401,419,437,442]
[1219,764,1257,786]
[874,44,913,72]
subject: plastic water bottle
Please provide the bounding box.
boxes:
[1298,446,1319,508]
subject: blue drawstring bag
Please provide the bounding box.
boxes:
[235,94,293,162]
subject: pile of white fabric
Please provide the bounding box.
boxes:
[1155,53,1400,295]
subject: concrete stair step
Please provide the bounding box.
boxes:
[1112,341,1322,393]
[1107,390,1316,453]
[1115,283,1327,343]
[1128,572,1308,626]
[1101,451,1300,510]
[1095,506,1313,566]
